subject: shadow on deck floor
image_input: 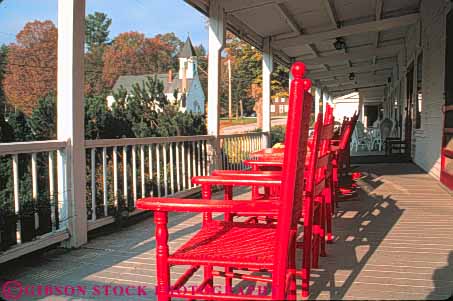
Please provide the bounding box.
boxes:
[0,163,452,300]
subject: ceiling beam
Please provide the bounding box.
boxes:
[330,83,387,93]
[374,0,384,47]
[322,77,389,87]
[274,13,419,49]
[307,43,319,57]
[223,0,289,13]
[322,0,339,28]
[227,14,263,48]
[297,43,402,65]
[307,62,395,79]
[274,3,301,34]
[307,44,330,71]
[373,0,384,72]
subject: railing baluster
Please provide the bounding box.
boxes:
[31,152,39,230]
[90,148,96,221]
[225,138,229,170]
[240,137,245,170]
[57,148,68,229]
[12,154,21,243]
[197,141,201,177]
[48,151,56,231]
[163,143,168,196]
[113,146,118,209]
[176,142,181,191]
[192,141,196,177]
[140,145,145,198]
[132,145,137,207]
[169,143,174,195]
[182,142,186,189]
[222,138,226,170]
[156,144,161,197]
[236,137,240,170]
[248,135,252,159]
[229,138,233,170]
[123,146,128,208]
[202,140,207,176]
[187,142,192,188]
[149,144,153,197]
[102,147,108,217]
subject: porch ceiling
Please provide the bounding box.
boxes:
[185,0,420,98]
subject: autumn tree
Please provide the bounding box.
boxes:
[155,32,183,72]
[3,21,57,116]
[85,12,112,96]
[272,63,289,98]
[102,32,173,88]
[224,32,262,117]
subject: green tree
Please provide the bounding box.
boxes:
[0,45,7,106]
[85,12,112,96]
[85,12,112,51]
[113,76,168,138]
[6,110,32,142]
[28,94,56,140]
[225,33,262,116]
[85,94,120,139]
[0,45,13,143]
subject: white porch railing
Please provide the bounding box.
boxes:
[0,140,70,263]
[84,135,215,230]
[0,133,264,262]
[219,133,265,170]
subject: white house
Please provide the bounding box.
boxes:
[107,37,206,114]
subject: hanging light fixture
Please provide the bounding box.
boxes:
[334,37,346,50]
[349,72,355,81]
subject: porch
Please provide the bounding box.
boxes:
[0,0,453,299]
[2,163,452,300]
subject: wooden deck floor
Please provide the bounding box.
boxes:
[1,163,452,300]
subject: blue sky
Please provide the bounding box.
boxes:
[0,0,208,47]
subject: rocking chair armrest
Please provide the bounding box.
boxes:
[136,198,278,213]
[212,170,281,178]
[331,139,341,146]
[243,159,283,168]
[330,144,340,152]
[191,175,281,186]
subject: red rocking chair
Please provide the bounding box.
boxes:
[191,108,334,298]
[136,62,312,300]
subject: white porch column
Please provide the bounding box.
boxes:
[315,86,322,118]
[358,94,365,124]
[207,0,225,169]
[57,0,87,247]
[322,89,329,114]
[262,37,273,148]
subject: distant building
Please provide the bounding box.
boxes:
[107,37,205,114]
[271,97,289,116]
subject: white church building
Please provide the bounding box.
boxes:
[107,37,206,114]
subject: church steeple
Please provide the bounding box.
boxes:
[178,37,198,80]
[178,37,197,58]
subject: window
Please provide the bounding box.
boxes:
[271,105,275,113]
[415,53,423,129]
